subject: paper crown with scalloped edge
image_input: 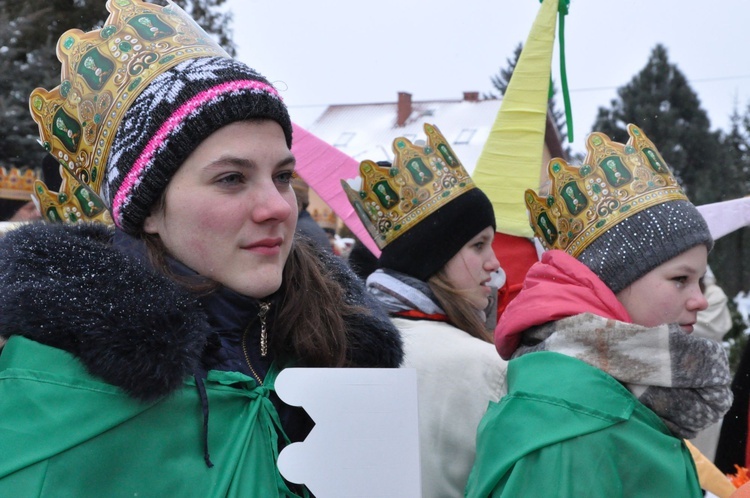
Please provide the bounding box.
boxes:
[312,207,338,231]
[28,0,229,224]
[525,124,688,257]
[341,123,477,250]
[32,162,112,224]
[0,166,41,201]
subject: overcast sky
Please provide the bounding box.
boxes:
[225,0,750,156]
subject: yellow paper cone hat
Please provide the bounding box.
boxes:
[472,0,563,237]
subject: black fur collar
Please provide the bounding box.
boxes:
[0,223,210,401]
[0,223,402,401]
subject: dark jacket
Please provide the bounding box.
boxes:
[296,210,332,253]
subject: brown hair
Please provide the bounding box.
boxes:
[143,232,365,367]
[273,239,365,366]
[428,271,492,342]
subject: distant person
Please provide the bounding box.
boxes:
[694,267,733,342]
[345,123,507,498]
[689,266,733,462]
[0,155,61,222]
[716,337,750,475]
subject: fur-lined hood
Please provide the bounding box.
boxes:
[0,223,402,401]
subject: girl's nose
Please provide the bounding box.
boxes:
[688,287,709,313]
[485,252,501,272]
[250,183,294,223]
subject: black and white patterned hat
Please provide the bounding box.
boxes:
[102,56,292,235]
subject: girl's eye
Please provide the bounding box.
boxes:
[217,173,243,185]
[276,171,294,185]
[673,276,688,286]
[474,241,485,250]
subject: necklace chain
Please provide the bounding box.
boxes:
[259,301,270,357]
[241,301,271,385]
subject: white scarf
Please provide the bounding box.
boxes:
[365,269,444,315]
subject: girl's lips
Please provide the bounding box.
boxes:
[243,238,282,255]
[680,323,695,334]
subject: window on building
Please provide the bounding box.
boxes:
[455,129,476,145]
[334,132,356,147]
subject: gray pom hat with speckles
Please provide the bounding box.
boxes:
[577,199,713,294]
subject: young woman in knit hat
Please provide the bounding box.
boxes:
[0,1,401,495]
[343,123,507,498]
[465,124,733,497]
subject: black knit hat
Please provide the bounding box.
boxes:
[378,187,496,281]
[102,56,292,235]
[577,200,713,294]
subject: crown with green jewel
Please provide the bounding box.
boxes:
[525,124,688,257]
[341,123,476,250]
[28,0,229,224]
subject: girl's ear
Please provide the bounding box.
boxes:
[143,207,163,235]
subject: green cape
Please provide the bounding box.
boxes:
[466,352,701,497]
[0,336,302,497]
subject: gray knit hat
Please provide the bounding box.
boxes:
[102,56,292,235]
[525,124,713,294]
[577,199,712,294]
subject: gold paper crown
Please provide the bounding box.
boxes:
[28,0,229,224]
[342,123,476,249]
[526,124,687,257]
[32,163,111,224]
[0,167,41,201]
[312,207,338,231]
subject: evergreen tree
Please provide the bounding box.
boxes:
[705,111,750,297]
[489,43,523,97]
[489,42,571,158]
[0,0,234,170]
[712,106,750,296]
[710,114,750,368]
[591,44,721,206]
[592,44,750,339]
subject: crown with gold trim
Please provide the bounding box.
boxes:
[32,161,112,224]
[526,124,687,257]
[0,166,41,201]
[312,207,338,232]
[28,0,229,224]
[341,123,476,249]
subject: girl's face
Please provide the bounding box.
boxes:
[442,226,501,311]
[616,244,709,333]
[144,120,297,298]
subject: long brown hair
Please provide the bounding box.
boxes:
[143,233,364,367]
[428,271,492,343]
[273,238,365,366]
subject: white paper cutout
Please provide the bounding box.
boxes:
[697,197,750,241]
[275,368,421,497]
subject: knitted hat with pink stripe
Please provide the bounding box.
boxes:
[101,56,292,235]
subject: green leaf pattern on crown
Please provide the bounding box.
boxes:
[28,0,229,224]
[33,161,112,225]
[342,123,476,250]
[525,124,688,257]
